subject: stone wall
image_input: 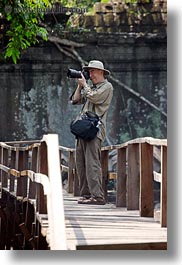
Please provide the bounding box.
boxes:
[0,1,167,147]
[69,0,167,34]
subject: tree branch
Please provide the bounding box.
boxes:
[39,21,85,48]
[70,47,87,67]
[108,75,167,118]
[52,42,77,61]
[47,32,167,118]
[48,35,85,48]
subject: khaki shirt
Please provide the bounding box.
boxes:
[71,79,113,141]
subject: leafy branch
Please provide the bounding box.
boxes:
[1,0,51,63]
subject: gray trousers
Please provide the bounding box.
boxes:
[75,137,104,199]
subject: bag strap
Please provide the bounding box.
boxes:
[80,84,107,119]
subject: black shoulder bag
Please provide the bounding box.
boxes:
[70,111,101,141]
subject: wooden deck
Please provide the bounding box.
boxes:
[0,135,167,250]
[63,191,167,250]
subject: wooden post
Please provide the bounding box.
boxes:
[161,145,167,227]
[116,147,126,207]
[0,146,2,182]
[73,169,80,196]
[140,143,154,217]
[38,142,48,214]
[59,149,62,166]
[68,151,75,193]
[10,150,16,192]
[29,147,38,199]
[16,150,28,197]
[73,150,80,196]
[127,144,140,210]
[2,148,8,188]
[59,148,63,185]
[101,150,109,201]
[42,134,67,250]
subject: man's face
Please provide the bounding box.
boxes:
[89,69,104,84]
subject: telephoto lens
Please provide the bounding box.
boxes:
[67,69,82,78]
[67,68,90,79]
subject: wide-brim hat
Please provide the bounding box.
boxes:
[83,60,110,75]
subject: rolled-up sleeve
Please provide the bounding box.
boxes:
[69,90,86,105]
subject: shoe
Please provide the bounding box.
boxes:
[78,196,91,204]
[78,197,106,205]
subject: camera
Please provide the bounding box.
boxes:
[67,68,90,80]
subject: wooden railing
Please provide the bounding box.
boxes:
[0,135,167,250]
[0,134,67,250]
[60,137,167,228]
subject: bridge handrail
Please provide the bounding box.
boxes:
[0,165,50,195]
[0,134,67,250]
[59,137,167,153]
[0,141,41,151]
[59,136,167,228]
[0,135,167,250]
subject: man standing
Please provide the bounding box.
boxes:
[70,60,113,205]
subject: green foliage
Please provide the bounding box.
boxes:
[1,0,51,63]
[0,0,151,63]
[1,0,102,63]
[61,0,100,8]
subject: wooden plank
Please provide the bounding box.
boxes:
[161,145,167,227]
[127,144,140,210]
[109,172,117,180]
[16,150,28,197]
[101,137,167,151]
[63,191,167,251]
[10,150,16,192]
[0,136,167,250]
[73,167,80,197]
[30,188,167,251]
[9,168,20,177]
[1,148,8,188]
[153,146,161,162]
[0,141,35,152]
[153,171,161,182]
[0,164,10,173]
[59,146,75,152]
[77,242,167,250]
[39,142,48,214]
[0,146,2,164]
[29,147,38,199]
[128,137,167,147]
[140,143,154,217]
[0,142,17,151]
[61,165,69,172]
[5,140,40,145]
[43,134,67,250]
[101,150,109,201]
[68,151,75,193]
[116,147,126,207]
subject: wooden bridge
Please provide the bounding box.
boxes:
[0,134,167,250]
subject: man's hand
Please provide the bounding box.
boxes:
[77,73,87,88]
